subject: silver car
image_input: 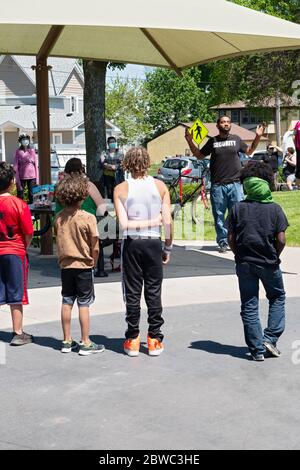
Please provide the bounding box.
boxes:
[156,156,205,184]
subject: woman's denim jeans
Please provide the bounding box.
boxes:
[236,262,286,355]
[210,182,244,245]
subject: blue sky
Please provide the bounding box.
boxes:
[106,64,153,82]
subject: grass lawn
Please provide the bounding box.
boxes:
[171,190,300,247]
[149,163,161,176]
[272,192,300,247]
[202,190,300,247]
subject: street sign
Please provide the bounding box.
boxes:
[188,119,209,145]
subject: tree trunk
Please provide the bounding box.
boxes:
[83,60,108,182]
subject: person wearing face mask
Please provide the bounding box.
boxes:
[262,143,283,185]
[185,116,266,253]
[13,134,39,204]
[100,136,124,200]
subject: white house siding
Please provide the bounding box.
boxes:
[78,98,83,113]
[60,71,84,97]
[4,131,19,164]
[0,56,35,97]
[50,131,74,145]
[75,128,86,145]
[62,131,74,144]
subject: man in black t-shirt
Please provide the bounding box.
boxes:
[228,161,288,362]
[262,144,283,184]
[185,116,266,252]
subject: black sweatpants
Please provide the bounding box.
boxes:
[122,237,164,341]
[17,179,36,204]
[104,175,116,200]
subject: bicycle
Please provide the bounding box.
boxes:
[166,160,210,225]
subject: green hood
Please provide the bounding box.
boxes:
[243,177,273,204]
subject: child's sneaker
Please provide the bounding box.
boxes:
[251,353,265,362]
[61,339,78,353]
[263,341,281,357]
[147,335,164,356]
[10,332,33,346]
[78,341,105,356]
[123,336,140,357]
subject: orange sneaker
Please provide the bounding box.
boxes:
[123,336,140,357]
[147,335,164,356]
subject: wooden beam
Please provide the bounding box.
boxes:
[140,28,182,76]
[37,25,65,62]
[33,25,64,254]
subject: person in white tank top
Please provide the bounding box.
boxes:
[114,147,173,357]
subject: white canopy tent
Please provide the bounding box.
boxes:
[1,0,300,252]
[1,0,300,69]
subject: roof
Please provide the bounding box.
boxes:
[149,122,268,142]
[0,105,82,130]
[0,55,83,96]
[0,104,122,133]
[185,122,268,141]
[211,96,299,109]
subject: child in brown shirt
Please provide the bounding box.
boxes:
[54,174,105,356]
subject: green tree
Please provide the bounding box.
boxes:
[144,67,215,138]
[229,0,298,20]
[106,77,151,145]
[206,0,300,107]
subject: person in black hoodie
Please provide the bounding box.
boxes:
[228,161,288,362]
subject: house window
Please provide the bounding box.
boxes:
[242,109,260,125]
[241,110,250,124]
[231,110,239,123]
[53,133,62,145]
[70,96,78,113]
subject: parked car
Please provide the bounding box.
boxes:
[250,150,269,162]
[239,152,251,167]
[51,151,65,185]
[250,149,283,168]
[156,156,210,185]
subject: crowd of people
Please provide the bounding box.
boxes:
[0,117,299,360]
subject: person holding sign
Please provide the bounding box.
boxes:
[185,116,266,253]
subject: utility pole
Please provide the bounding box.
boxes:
[275,92,282,147]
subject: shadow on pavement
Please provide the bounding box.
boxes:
[189,340,248,359]
[0,331,61,350]
[27,244,236,289]
[90,335,150,355]
[90,335,125,354]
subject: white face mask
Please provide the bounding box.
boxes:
[21,139,30,147]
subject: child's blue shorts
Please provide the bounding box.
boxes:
[0,254,29,305]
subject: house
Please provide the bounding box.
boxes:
[147,122,268,163]
[210,99,300,145]
[0,55,121,163]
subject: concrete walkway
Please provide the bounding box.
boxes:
[0,242,300,449]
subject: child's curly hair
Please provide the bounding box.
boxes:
[240,160,275,191]
[55,174,88,206]
[122,147,150,176]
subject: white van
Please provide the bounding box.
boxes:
[51,147,86,183]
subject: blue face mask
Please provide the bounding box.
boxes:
[108,142,117,150]
[21,139,30,147]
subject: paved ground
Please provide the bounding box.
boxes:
[0,242,300,450]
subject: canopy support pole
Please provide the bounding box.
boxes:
[33,25,64,254]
